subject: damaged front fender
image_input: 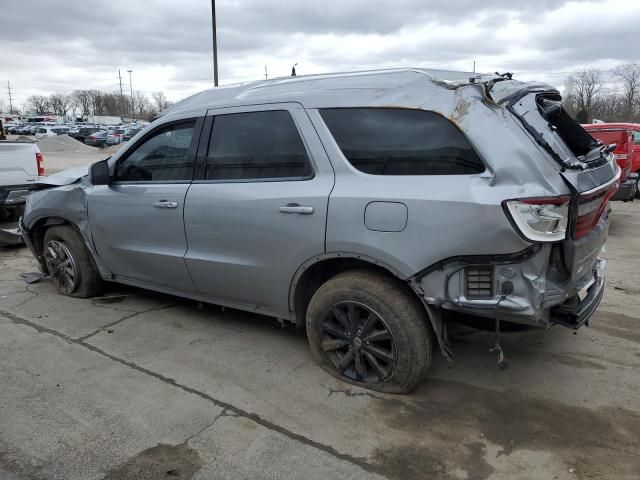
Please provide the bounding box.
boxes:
[22,175,112,279]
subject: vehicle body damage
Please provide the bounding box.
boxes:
[19,69,618,391]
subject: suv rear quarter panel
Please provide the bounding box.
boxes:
[307,86,570,278]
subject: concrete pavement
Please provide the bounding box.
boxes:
[1,203,639,479]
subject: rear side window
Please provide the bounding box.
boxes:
[205,110,312,180]
[320,108,485,175]
[634,131,640,145]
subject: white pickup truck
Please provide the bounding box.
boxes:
[0,140,44,245]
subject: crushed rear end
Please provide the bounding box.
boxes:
[414,78,618,334]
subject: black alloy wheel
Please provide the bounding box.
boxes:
[320,301,397,383]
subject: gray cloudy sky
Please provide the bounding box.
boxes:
[2,0,639,107]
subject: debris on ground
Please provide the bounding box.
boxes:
[20,272,46,284]
[37,134,98,154]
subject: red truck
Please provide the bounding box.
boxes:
[583,123,639,201]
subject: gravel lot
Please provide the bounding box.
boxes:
[1,196,639,479]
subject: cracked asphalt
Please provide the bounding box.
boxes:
[1,202,640,480]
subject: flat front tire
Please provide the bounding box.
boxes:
[43,225,104,298]
[306,270,432,394]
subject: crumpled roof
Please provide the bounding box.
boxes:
[162,68,521,116]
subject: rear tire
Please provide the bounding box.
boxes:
[43,225,104,298]
[306,270,432,394]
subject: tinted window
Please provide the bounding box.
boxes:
[205,110,312,180]
[114,121,196,182]
[320,108,485,175]
[634,131,640,145]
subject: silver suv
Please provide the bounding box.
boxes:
[20,69,619,393]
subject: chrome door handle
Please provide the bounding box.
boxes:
[152,200,178,209]
[279,204,314,214]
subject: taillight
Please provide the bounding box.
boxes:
[504,196,571,242]
[88,136,95,140]
[574,176,620,239]
[36,152,45,176]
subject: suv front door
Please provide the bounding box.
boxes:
[87,113,203,292]
[183,104,334,316]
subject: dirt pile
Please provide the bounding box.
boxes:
[37,135,98,154]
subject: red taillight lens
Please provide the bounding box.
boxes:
[574,184,618,239]
[36,152,45,176]
[88,136,95,140]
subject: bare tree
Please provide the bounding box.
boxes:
[48,93,72,116]
[26,95,50,115]
[132,91,151,117]
[87,90,104,115]
[566,68,604,122]
[612,63,640,118]
[0,99,6,113]
[151,91,169,112]
[71,90,93,117]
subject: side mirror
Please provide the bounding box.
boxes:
[89,159,111,185]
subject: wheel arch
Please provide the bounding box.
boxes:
[290,252,416,321]
[27,215,107,278]
[289,252,452,359]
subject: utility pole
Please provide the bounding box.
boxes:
[211,0,219,86]
[118,69,124,107]
[264,65,268,79]
[127,70,133,115]
[6,81,14,114]
[472,61,476,74]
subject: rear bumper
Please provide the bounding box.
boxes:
[549,258,606,329]
[417,243,608,330]
[611,175,638,201]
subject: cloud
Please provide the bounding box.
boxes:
[1,0,638,107]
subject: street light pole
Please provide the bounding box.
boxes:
[127,70,133,115]
[211,0,219,86]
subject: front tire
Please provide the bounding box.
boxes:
[306,270,432,394]
[43,225,104,298]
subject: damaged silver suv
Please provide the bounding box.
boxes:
[20,69,619,393]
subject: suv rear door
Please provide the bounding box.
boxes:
[183,103,334,316]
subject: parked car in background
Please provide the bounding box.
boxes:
[106,128,127,145]
[7,124,25,134]
[122,127,142,141]
[35,126,69,140]
[69,126,101,143]
[0,138,43,238]
[20,69,618,393]
[585,123,640,179]
[84,131,108,147]
[583,123,638,200]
